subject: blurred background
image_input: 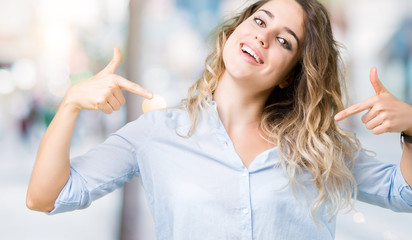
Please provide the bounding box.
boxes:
[0,0,411,239]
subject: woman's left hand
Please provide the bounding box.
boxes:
[334,67,412,136]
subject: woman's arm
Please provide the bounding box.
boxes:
[400,132,412,187]
[26,98,79,212]
[26,48,152,212]
[335,67,412,187]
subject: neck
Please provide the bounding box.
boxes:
[213,71,272,130]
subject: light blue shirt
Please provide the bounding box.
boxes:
[50,102,412,239]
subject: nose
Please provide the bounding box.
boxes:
[254,34,268,48]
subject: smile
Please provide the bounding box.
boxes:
[241,43,264,64]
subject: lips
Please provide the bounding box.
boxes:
[240,42,264,65]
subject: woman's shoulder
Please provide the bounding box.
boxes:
[123,107,190,131]
[141,107,189,123]
[112,107,189,143]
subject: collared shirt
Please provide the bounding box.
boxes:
[50,102,412,239]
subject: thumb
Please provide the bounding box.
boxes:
[370,67,386,95]
[100,47,122,74]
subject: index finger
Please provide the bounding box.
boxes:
[334,97,376,121]
[116,76,153,99]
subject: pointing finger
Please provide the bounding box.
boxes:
[370,67,386,95]
[334,97,376,121]
[100,47,122,75]
[116,76,153,99]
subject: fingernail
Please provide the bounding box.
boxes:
[147,92,153,99]
[334,114,341,121]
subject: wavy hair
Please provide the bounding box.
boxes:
[181,0,361,219]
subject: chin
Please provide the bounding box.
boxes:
[223,64,252,81]
[223,57,252,80]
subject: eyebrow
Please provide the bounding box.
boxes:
[257,9,301,48]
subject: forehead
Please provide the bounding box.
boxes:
[257,0,306,41]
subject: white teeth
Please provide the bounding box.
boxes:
[241,45,262,64]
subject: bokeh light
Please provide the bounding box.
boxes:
[45,63,71,98]
[0,69,15,95]
[142,94,167,113]
[11,59,37,90]
[353,211,365,223]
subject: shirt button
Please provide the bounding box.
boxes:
[242,208,249,214]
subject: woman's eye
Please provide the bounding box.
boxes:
[278,37,291,50]
[254,17,266,27]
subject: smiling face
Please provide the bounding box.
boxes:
[222,0,305,92]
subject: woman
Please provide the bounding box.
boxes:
[26,0,412,239]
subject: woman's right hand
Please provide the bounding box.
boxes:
[26,47,153,212]
[64,47,153,114]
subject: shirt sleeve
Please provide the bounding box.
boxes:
[49,112,157,214]
[353,150,412,212]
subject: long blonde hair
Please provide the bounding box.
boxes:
[181,0,361,219]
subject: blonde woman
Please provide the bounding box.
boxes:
[27,0,412,239]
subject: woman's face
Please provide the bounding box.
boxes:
[222,0,305,92]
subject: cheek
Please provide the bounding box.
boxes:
[222,23,254,67]
[266,51,299,77]
[262,57,299,87]
[222,36,238,68]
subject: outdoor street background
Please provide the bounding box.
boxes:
[1,0,412,239]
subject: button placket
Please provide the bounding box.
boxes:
[239,168,252,239]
